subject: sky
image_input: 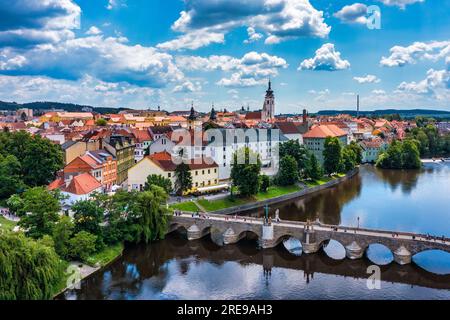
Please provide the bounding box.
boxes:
[0,0,449,113]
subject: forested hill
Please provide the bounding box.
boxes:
[315,109,450,119]
[0,101,130,115]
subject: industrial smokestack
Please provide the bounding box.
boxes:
[357,95,360,118]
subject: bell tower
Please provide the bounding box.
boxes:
[263,80,275,121]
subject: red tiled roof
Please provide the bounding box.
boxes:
[245,111,262,120]
[131,129,152,143]
[303,125,347,139]
[148,152,218,172]
[48,178,65,191]
[79,154,103,169]
[64,173,102,195]
[275,122,301,135]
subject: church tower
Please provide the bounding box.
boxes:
[263,80,275,121]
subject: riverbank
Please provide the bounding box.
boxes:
[54,243,124,299]
[170,169,359,215]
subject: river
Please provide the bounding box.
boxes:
[62,164,450,300]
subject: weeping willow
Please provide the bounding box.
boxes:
[133,185,170,244]
[0,232,64,300]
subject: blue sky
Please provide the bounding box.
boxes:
[0,0,448,113]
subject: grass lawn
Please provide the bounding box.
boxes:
[85,243,124,268]
[304,176,335,187]
[198,197,252,212]
[0,216,17,232]
[198,185,302,212]
[169,201,201,212]
[255,185,301,201]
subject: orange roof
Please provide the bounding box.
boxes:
[48,178,65,191]
[303,125,347,139]
[131,129,152,143]
[79,154,103,169]
[65,173,102,195]
[148,152,218,172]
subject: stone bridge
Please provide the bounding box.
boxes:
[169,213,450,266]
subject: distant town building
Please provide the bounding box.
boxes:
[303,125,348,164]
[104,134,135,186]
[128,151,219,193]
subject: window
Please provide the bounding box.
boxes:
[208,169,210,174]
[214,169,217,173]
[168,173,172,178]
[195,171,198,176]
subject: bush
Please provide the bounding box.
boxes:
[69,231,97,262]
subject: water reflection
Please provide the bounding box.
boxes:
[245,165,450,237]
[61,234,450,300]
[61,164,450,300]
[366,244,394,266]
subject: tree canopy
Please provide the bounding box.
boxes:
[231,147,261,197]
[0,232,64,300]
[323,137,343,175]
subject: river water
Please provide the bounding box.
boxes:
[62,164,450,300]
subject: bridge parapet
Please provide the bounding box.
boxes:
[169,214,450,266]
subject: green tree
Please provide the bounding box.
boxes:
[348,141,363,164]
[0,131,64,187]
[0,232,64,300]
[323,137,343,175]
[69,231,97,261]
[401,139,422,169]
[95,118,108,126]
[279,140,310,176]
[231,147,261,197]
[17,187,61,239]
[174,163,193,195]
[129,186,170,243]
[52,216,74,259]
[0,154,25,200]
[144,174,172,194]
[341,148,357,172]
[71,200,104,238]
[277,155,299,186]
[376,140,403,169]
[259,175,271,193]
[305,154,323,181]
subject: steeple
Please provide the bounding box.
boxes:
[210,103,217,121]
[188,102,196,121]
[263,79,275,121]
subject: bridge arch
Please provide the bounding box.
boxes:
[237,230,260,243]
[320,239,346,260]
[365,243,394,265]
[412,249,450,275]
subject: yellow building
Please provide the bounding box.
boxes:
[128,152,219,193]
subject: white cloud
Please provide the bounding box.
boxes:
[372,89,386,95]
[377,0,424,10]
[0,0,81,47]
[334,3,368,25]
[0,74,161,108]
[244,27,263,44]
[380,41,450,67]
[86,26,102,35]
[172,80,202,93]
[159,0,330,51]
[106,0,127,10]
[176,51,288,88]
[0,34,184,88]
[299,43,350,71]
[353,74,381,84]
[157,30,225,51]
[397,69,449,100]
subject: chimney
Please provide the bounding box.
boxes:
[357,95,360,118]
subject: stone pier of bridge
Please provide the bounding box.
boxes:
[168,214,450,266]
